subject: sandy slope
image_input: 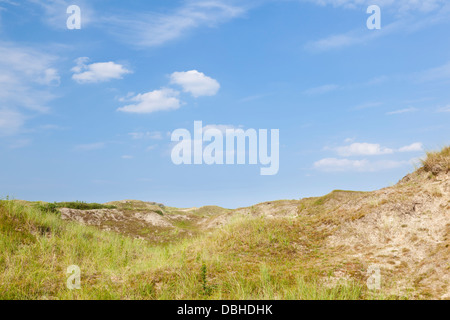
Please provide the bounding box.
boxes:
[58,166,449,299]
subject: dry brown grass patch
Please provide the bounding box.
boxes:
[422,146,450,175]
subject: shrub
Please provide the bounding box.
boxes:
[39,201,116,213]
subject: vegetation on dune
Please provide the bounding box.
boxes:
[2,146,449,300]
[0,199,367,300]
[37,201,116,213]
[422,146,450,175]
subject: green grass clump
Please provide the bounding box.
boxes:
[38,201,116,213]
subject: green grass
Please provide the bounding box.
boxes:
[0,200,368,300]
[37,201,116,213]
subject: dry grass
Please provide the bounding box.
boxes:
[422,146,450,174]
[2,146,449,300]
[0,200,366,300]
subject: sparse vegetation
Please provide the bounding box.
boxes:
[0,147,449,300]
[0,199,365,300]
[38,201,116,213]
[422,146,450,175]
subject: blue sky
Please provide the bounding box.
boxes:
[0,0,449,208]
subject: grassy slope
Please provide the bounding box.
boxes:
[0,200,366,300]
[1,146,448,300]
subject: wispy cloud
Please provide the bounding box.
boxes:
[415,61,450,83]
[436,105,450,112]
[239,93,272,103]
[8,138,32,149]
[28,0,94,29]
[0,43,60,111]
[386,107,418,115]
[305,20,403,52]
[0,0,19,5]
[353,102,383,110]
[305,32,369,52]
[0,0,19,20]
[0,109,26,137]
[302,84,339,95]
[314,158,410,172]
[333,141,423,156]
[303,0,447,13]
[305,1,450,52]
[73,142,105,151]
[0,42,60,136]
[336,142,394,157]
[103,1,246,48]
[0,0,18,22]
[316,140,423,171]
[129,131,163,140]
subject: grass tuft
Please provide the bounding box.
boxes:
[422,146,450,175]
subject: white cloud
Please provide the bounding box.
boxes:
[72,58,132,84]
[386,107,418,115]
[302,84,339,95]
[336,143,394,157]
[117,88,181,114]
[315,141,423,172]
[103,1,245,47]
[314,158,409,172]
[317,133,426,172]
[121,155,134,159]
[170,70,220,97]
[399,142,423,152]
[334,141,424,156]
[117,70,218,115]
